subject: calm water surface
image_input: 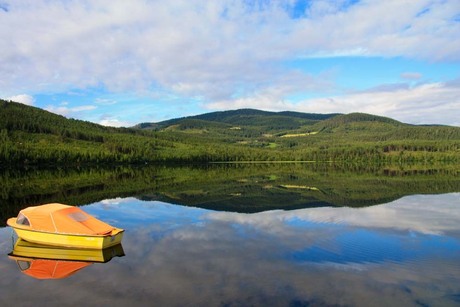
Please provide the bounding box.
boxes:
[1,193,460,306]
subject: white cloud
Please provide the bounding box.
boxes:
[1,1,459,94]
[99,117,132,128]
[100,197,136,206]
[45,104,97,117]
[94,98,118,105]
[298,81,460,125]
[4,94,34,105]
[0,0,459,124]
[401,72,423,80]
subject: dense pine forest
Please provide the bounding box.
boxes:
[1,99,459,165]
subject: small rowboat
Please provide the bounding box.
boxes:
[7,203,124,249]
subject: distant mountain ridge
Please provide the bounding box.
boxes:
[133,108,342,130]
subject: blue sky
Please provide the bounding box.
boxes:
[1,0,460,126]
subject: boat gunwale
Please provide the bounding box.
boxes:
[8,242,125,264]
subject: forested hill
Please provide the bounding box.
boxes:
[0,99,122,138]
[0,99,163,164]
[134,108,341,130]
[316,112,403,129]
[1,99,460,165]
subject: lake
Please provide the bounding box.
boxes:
[0,164,459,306]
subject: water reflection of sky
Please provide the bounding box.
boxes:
[0,193,459,306]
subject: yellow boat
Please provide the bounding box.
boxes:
[7,203,124,249]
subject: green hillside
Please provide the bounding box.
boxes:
[315,112,403,130]
[1,99,460,165]
[136,108,340,132]
[145,109,339,126]
[0,99,164,164]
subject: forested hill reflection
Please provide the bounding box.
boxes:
[1,163,459,226]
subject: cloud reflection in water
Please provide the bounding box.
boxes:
[0,193,459,306]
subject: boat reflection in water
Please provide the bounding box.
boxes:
[8,239,125,280]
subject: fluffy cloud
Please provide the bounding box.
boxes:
[45,104,97,117]
[99,117,133,127]
[1,0,459,124]
[400,72,423,80]
[1,1,459,95]
[298,81,460,125]
[4,94,34,105]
